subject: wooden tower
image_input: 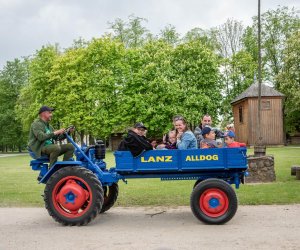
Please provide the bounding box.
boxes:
[231,82,285,146]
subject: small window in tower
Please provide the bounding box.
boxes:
[239,106,243,123]
[262,100,271,110]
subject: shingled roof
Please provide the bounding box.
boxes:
[231,82,285,104]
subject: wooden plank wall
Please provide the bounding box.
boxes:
[232,97,284,145]
[232,99,249,144]
[110,134,123,151]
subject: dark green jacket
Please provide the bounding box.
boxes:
[28,118,58,158]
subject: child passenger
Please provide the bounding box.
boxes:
[165,130,177,149]
[224,131,246,148]
[199,126,218,148]
[156,130,177,150]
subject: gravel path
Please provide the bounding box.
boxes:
[1,205,300,250]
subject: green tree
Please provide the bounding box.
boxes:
[45,46,88,134]
[109,15,150,48]
[108,18,129,45]
[183,28,216,51]
[159,24,180,45]
[16,45,60,131]
[118,39,221,134]
[84,37,128,138]
[242,26,258,64]
[0,59,29,151]
[119,40,176,135]
[276,31,300,133]
[220,51,257,121]
[46,37,127,140]
[170,41,221,127]
[243,6,300,86]
[262,6,299,85]
[212,19,244,58]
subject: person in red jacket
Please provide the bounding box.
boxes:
[224,130,246,148]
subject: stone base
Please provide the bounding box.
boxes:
[291,165,300,176]
[246,155,276,183]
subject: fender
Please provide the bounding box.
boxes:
[39,161,83,184]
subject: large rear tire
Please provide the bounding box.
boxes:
[44,166,104,226]
[190,178,237,224]
[100,183,119,213]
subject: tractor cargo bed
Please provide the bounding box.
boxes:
[114,148,247,175]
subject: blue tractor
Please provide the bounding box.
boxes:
[29,130,248,226]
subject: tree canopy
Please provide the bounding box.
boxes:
[0,6,299,150]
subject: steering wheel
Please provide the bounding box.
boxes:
[65,125,75,134]
[57,125,75,141]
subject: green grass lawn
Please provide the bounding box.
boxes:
[0,146,299,207]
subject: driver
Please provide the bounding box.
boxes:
[28,105,74,168]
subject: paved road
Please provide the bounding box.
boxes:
[1,205,300,250]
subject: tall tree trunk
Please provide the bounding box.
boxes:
[80,131,85,145]
[89,135,95,145]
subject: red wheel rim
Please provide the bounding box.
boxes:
[199,188,229,217]
[52,176,92,218]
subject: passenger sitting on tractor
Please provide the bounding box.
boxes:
[117,122,153,157]
[28,105,75,168]
[223,131,246,148]
[199,126,219,149]
[149,138,159,149]
[174,116,198,149]
[194,114,224,146]
[225,123,235,132]
[156,130,177,150]
[165,130,177,149]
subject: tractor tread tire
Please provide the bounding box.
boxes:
[100,183,119,213]
[190,178,238,225]
[44,166,103,226]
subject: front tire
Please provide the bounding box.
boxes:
[100,183,119,213]
[190,178,238,224]
[44,166,104,226]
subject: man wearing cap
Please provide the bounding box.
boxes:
[28,105,74,168]
[194,114,224,145]
[117,122,153,157]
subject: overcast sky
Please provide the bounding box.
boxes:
[0,0,299,69]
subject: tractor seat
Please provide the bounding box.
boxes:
[27,147,49,161]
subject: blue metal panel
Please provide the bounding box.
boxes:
[114,151,135,171]
[99,171,121,186]
[114,148,247,174]
[180,149,225,170]
[40,161,83,183]
[30,159,48,170]
[225,147,248,168]
[115,150,179,172]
